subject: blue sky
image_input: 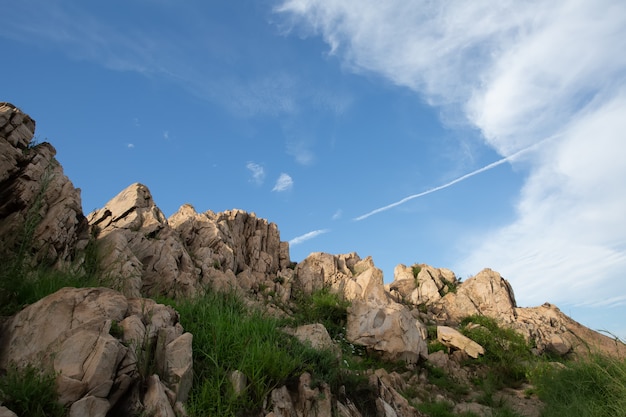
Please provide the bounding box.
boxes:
[2,1,626,339]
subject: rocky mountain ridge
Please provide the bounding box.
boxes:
[1,102,625,417]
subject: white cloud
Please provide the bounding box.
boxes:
[246,162,266,185]
[276,0,626,309]
[332,209,342,220]
[272,173,294,192]
[127,143,135,149]
[289,229,330,245]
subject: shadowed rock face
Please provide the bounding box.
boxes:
[0,102,88,268]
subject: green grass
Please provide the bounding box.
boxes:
[0,259,102,316]
[0,363,65,417]
[160,290,345,417]
[288,286,351,338]
[460,315,532,387]
[531,354,626,417]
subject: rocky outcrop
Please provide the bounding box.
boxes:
[87,183,199,298]
[88,185,292,299]
[0,287,192,417]
[169,203,290,295]
[513,303,626,357]
[0,102,88,268]
[432,268,517,325]
[294,253,429,364]
[388,264,458,306]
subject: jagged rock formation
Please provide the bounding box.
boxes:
[1,102,626,417]
[0,287,192,416]
[0,102,88,268]
[87,184,292,300]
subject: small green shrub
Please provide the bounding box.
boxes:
[109,320,124,339]
[290,287,350,339]
[0,363,65,417]
[411,264,421,278]
[428,340,449,354]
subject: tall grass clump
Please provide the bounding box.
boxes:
[460,315,533,387]
[162,290,341,417]
[531,354,626,417]
[0,363,65,417]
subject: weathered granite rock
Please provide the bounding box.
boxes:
[388,264,458,306]
[514,303,626,358]
[144,375,176,417]
[265,373,332,417]
[347,298,428,364]
[0,287,192,416]
[371,369,422,417]
[169,204,288,285]
[0,102,89,268]
[432,268,517,325]
[293,252,360,296]
[437,326,485,359]
[283,323,340,357]
[0,407,17,417]
[88,183,199,298]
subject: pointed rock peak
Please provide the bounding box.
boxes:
[88,182,167,235]
[172,203,198,218]
[107,182,155,213]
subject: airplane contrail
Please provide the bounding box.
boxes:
[289,229,331,245]
[353,143,541,222]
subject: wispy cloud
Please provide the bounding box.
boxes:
[246,162,266,185]
[277,0,626,309]
[163,131,170,140]
[272,173,294,192]
[127,143,135,149]
[286,139,315,165]
[332,209,342,220]
[289,229,331,245]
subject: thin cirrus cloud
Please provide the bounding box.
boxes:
[275,0,626,308]
[272,173,294,192]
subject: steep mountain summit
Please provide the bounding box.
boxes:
[1,102,625,417]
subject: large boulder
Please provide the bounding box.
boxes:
[0,287,192,416]
[347,298,428,364]
[0,102,89,268]
[436,326,485,359]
